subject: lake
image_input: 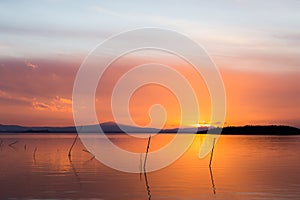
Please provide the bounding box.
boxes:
[0,134,299,200]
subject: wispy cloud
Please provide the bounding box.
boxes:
[32,96,72,112]
[25,61,38,69]
[0,89,35,106]
[0,89,10,98]
[32,102,50,110]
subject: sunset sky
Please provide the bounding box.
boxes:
[0,0,299,128]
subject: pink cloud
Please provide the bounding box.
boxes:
[25,61,38,69]
[32,96,72,112]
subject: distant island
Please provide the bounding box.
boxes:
[0,122,299,135]
[197,125,300,135]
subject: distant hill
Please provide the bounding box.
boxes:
[0,122,158,133]
[0,123,299,135]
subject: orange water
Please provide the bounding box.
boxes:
[0,134,299,199]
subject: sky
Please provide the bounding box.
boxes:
[0,0,299,128]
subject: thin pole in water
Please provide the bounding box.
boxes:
[209,138,216,167]
[209,165,216,194]
[68,134,78,160]
[0,139,3,151]
[8,140,18,147]
[33,147,37,162]
[144,171,151,200]
[139,153,143,180]
[143,136,151,171]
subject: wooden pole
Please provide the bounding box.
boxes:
[8,140,18,147]
[82,148,95,161]
[139,153,142,180]
[143,136,151,171]
[0,139,3,151]
[144,171,152,200]
[68,134,78,160]
[143,136,152,199]
[33,147,37,162]
[209,138,216,167]
[209,165,216,194]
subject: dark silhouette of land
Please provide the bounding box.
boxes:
[197,125,300,135]
[0,123,299,135]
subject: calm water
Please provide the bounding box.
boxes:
[0,134,299,200]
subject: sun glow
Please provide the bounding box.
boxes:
[191,121,211,128]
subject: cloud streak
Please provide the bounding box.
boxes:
[32,96,72,112]
[26,61,38,69]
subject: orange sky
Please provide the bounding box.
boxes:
[0,52,299,128]
[0,1,299,128]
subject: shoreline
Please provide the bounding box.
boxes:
[0,125,299,135]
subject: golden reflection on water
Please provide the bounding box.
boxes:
[0,134,299,200]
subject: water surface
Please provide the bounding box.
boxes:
[0,134,299,200]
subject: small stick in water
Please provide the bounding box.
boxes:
[209,165,216,194]
[209,138,216,167]
[144,171,151,200]
[139,153,143,181]
[9,140,18,147]
[33,147,38,162]
[83,148,95,161]
[82,149,92,154]
[0,139,3,151]
[68,134,78,160]
[24,144,27,150]
[143,136,151,171]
